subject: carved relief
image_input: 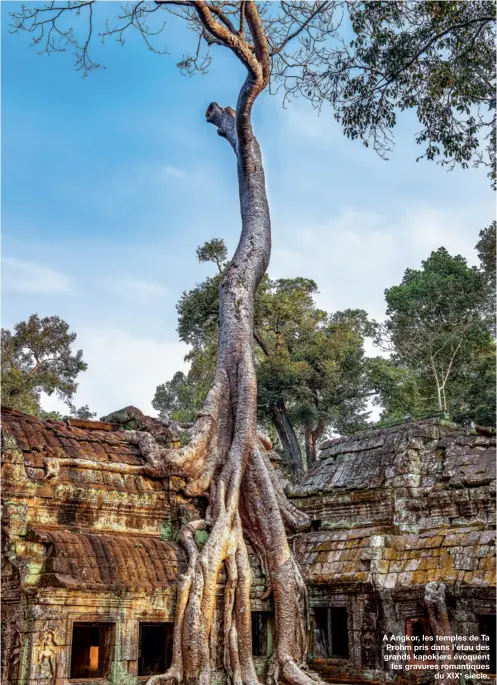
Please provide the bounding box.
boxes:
[37,632,57,685]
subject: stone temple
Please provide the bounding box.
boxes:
[1,406,495,685]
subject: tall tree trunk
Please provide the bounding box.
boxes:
[270,399,306,474]
[304,419,326,466]
[130,69,320,685]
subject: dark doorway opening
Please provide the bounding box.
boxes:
[313,607,349,658]
[251,612,273,657]
[478,614,496,674]
[331,607,349,657]
[70,623,113,679]
[411,618,432,658]
[405,617,434,663]
[138,623,174,676]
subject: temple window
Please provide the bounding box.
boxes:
[313,607,349,658]
[70,623,114,679]
[138,623,174,676]
[251,612,274,657]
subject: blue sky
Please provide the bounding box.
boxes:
[2,2,494,418]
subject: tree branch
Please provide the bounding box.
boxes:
[270,1,330,56]
[205,102,237,152]
[254,330,270,357]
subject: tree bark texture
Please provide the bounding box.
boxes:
[304,420,326,467]
[127,70,320,685]
[424,582,455,681]
[270,399,306,474]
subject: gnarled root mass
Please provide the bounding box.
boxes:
[128,377,321,685]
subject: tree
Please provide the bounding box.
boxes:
[255,283,373,466]
[367,357,426,424]
[281,1,496,185]
[68,403,97,420]
[157,247,307,470]
[168,243,373,472]
[476,220,496,316]
[477,221,496,280]
[284,309,373,464]
[255,275,325,472]
[196,238,228,273]
[40,404,97,421]
[11,3,494,684]
[375,247,494,423]
[153,355,216,425]
[11,2,495,175]
[2,314,87,416]
[12,5,330,684]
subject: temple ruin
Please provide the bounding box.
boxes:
[2,406,495,685]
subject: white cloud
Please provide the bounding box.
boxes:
[271,205,479,321]
[106,277,170,301]
[41,327,189,418]
[3,257,71,294]
[162,165,187,179]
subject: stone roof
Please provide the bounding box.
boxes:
[289,419,496,590]
[1,408,187,594]
[1,408,179,581]
[1,406,144,468]
[0,407,173,499]
[294,526,496,589]
[26,527,184,592]
[289,418,496,497]
[3,408,495,594]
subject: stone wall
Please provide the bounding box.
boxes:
[287,419,496,683]
[2,409,495,685]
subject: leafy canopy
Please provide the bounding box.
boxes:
[10,1,495,181]
[2,314,87,416]
[373,245,495,424]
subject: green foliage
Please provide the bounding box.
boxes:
[256,292,374,440]
[453,342,496,426]
[296,1,496,184]
[39,409,65,421]
[376,246,495,424]
[153,345,216,423]
[69,404,97,420]
[367,357,430,423]
[177,275,220,348]
[155,241,375,466]
[38,402,97,421]
[196,238,228,272]
[477,221,496,282]
[2,314,87,416]
[39,404,97,422]
[153,371,195,422]
[476,221,496,319]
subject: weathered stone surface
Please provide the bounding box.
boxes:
[2,410,495,685]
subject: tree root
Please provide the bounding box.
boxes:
[126,372,228,486]
[135,418,324,685]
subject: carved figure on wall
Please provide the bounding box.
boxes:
[38,632,57,685]
[10,631,23,682]
[2,626,22,684]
